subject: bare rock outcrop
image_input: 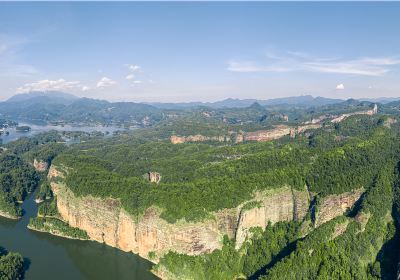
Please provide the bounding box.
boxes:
[171,124,322,145]
[148,172,161,184]
[170,135,228,144]
[242,125,291,142]
[331,104,378,123]
[33,158,49,172]
[235,187,310,248]
[315,189,364,227]
[383,117,397,128]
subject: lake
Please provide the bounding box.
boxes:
[0,123,126,144]
[0,124,159,280]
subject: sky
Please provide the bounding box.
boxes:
[0,2,400,102]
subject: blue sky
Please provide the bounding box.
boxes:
[0,2,399,102]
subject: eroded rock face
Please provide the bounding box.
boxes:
[51,180,229,260]
[384,117,397,128]
[170,135,228,144]
[33,158,49,172]
[148,172,161,184]
[170,135,185,144]
[235,187,310,248]
[48,165,363,264]
[315,189,364,227]
[243,125,291,142]
[331,105,378,123]
[48,166,312,261]
[171,124,322,145]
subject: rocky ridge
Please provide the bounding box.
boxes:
[170,124,322,144]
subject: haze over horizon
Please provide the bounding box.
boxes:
[1,2,400,102]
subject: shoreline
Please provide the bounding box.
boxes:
[27,224,90,241]
[0,210,20,220]
[27,222,161,278]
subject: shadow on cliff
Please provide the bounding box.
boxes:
[373,204,400,280]
[248,239,299,280]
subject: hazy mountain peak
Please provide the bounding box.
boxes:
[6,91,78,103]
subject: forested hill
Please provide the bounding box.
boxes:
[45,110,400,279]
[3,91,399,128]
[2,93,400,279]
[53,114,400,223]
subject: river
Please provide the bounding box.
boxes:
[0,124,159,280]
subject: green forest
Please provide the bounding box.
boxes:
[0,247,25,280]
[52,114,400,223]
[1,99,400,279]
[48,111,400,279]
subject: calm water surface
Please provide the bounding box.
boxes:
[0,193,158,280]
[0,123,125,144]
[0,124,158,280]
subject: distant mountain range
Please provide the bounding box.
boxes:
[359,97,400,104]
[6,92,392,110]
[147,95,343,109]
[0,91,160,125]
[0,91,396,126]
[6,91,78,105]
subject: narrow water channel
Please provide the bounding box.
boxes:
[0,191,158,280]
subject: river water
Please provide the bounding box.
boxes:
[0,124,159,280]
[0,193,158,280]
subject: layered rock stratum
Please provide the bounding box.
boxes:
[48,165,363,263]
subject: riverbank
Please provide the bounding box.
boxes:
[0,210,20,220]
[27,224,89,241]
[28,217,90,241]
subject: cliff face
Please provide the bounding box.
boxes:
[51,177,229,260]
[241,125,292,142]
[314,189,364,227]
[48,165,363,263]
[331,104,378,123]
[171,124,322,144]
[170,135,228,144]
[235,187,310,248]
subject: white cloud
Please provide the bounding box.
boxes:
[82,86,90,91]
[305,59,392,76]
[126,74,135,80]
[16,79,81,93]
[336,84,345,90]
[227,60,291,73]
[227,50,400,76]
[96,77,116,88]
[132,80,142,84]
[128,64,141,71]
